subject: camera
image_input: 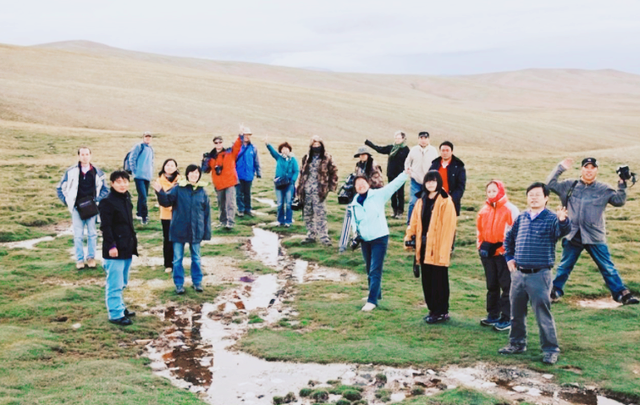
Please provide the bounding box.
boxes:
[405,235,416,248]
[617,165,637,184]
[338,174,356,204]
[350,235,363,251]
[203,152,210,158]
[215,165,223,175]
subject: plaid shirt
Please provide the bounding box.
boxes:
[505,208,571,269]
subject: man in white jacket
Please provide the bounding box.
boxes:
[404,131,438,224]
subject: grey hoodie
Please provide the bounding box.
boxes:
[546,164,626,244]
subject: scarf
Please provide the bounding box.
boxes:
[389,140,407,157]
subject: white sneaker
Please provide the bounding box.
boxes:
[361,303,376,312]
[165,267,172,273]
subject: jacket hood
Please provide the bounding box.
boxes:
[178,179,208,190]
[486,180,507,206]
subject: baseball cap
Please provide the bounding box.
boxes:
[418,131,430,138]
[581,157,598,168]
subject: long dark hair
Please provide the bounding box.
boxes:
[357,154,374,175]
[158,158,179,177]
[423,170,443,194]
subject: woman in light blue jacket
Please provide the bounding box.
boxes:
[266,139,299,227]
[349,168,409,311]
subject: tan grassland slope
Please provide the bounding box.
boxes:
[2,41,640,153]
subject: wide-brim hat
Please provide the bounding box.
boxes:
[354,146,373,158]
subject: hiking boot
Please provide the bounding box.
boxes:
[140,217,149,225]
[321,239,333,247]
[109,317,133,326]
[493,319,512,332]
[498,344,526,355]
[621,293,639,305]
[301,238,316,245]
[361,302,376,312]
[124,308,136,318]
[193,284,203,293]
[76,261,85,270]
[480,315,500,327]
[87,258,97,268]
[542,352,559,365]
[425,313,450,324]
[175,286,185,295]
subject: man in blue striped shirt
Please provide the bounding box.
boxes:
[499,182,571,365]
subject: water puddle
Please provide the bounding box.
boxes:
[254,197,278,208]
[1,226,74,250]
[41,277,104,287]
[576,298,622,309]
[143,228,626,405]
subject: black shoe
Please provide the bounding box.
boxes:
[498,344,526,354]
[245,211,254,217]
[124,308,136,318]
[193,284,203,292]
[480,315,500,327]
[175,286,185,295]
[621,293,639,305]
[425,313,450,324]
[301,238,316,245]
[413,264,420,278]
[109,317,133,326]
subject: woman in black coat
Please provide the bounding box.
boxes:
[365,131,410,218]
[99,170,138,326]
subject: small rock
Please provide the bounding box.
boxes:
[72,323,82,329]
[390,393,406,402]
[528,388,541,396]
[427,369,436,375]
[512,386,528,393]
[446,385,457,390]
[542,374,554,380]
[481,382,497,388]
[135,339,152,345]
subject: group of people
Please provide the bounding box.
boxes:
[57,130,637,363]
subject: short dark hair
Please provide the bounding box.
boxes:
[77,146,91,155]
[185,164,202,182]
[526,182,549,197]
[213,136,223,143]
[354,175,370,185]
[440,141,454,151]
[110,170,130,182]
[418,131,430,138]
[278,142,292,153]
[423,170,443,192]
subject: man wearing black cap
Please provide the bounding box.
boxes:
[404,131,438,224]
[546,157,638,305]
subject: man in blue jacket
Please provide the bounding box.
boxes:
[235,127,261,217]
[128,132,155,224]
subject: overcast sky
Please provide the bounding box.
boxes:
[2,0,640,75]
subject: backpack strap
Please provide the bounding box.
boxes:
[563,180,579,208]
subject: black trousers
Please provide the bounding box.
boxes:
[420,263,450,316]
[389,175,404,214]
[481,255,511,319]
[161,219,174,269]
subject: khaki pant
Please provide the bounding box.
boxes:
[216,187,236,226]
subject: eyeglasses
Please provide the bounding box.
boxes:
[214,141,223,144]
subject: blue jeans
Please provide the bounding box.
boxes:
[134,178,150,219]
[173,242,203,287]
[361,235,389,306]
[104,258,132,320]
[71,208,97,261]
[275,183,294,225]
[406,179,422,225]
[236,180,252,214]
[553,239,628,300]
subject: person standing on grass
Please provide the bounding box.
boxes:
[297,135,339,246]
[157,159,181,274]
[153,164,211,295]
[235,127,261,217]
[202,135,242,229]
[350,168,410,311]
[404,131,438,224]
[404,171,457,324]
[56,147,109,270]
[365,130,410,219]
[128,131,155,225]
[547,157,639,305]
[429,141,466,217]
[499,182,570,365]
[476,180,520,332]
[265,137,299,227]
[352,146,384,189]
[99,170,138,326]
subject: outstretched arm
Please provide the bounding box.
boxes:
[364,140,392,155]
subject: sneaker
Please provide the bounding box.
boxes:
[621,293,639,305]
[480,315,500,327]
[301,238,316,245]
[175,286,185,295]
[215,222,223,228]
[245,211,254,217]
[542,352,559,365]
[425,313,450,324]
[165,267,172,273]
[109,317,133,326]
[361,302,376,312]
[498,344,526,355]
[237,212,244,217]
[224,224,234,230]
[493,319,511,331]
[284,224,291,228]
[193,284,203,292]
[76,261,85,270]
[124,308,136,318]
[141,217,149,225]
[86,258,97,268]
[550,287,562,302]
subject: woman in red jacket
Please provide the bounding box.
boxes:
[476,180,520,332]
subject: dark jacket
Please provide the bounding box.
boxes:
[297,140,339,204]
[429,155,466,215]
[364,140,410,179]
[99,190,138,260]
[156,181,211,244]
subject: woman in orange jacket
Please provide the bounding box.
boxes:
[476,180,519,331]
[405,171,457,324]
[157,159,181,273]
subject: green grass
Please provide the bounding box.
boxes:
[1,125,639,403]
